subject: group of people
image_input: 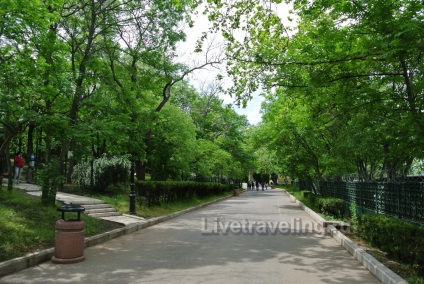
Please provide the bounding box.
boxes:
[247,180,274,191]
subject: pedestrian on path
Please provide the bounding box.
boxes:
[14,152,24,184]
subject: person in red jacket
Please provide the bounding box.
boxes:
[14,152,24,184]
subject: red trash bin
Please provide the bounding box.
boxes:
[51,204,86,264]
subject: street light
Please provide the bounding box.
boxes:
[129,161,136,214]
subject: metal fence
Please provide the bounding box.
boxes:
[296,181,424,225]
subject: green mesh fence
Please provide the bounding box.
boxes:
[317,181,424,224]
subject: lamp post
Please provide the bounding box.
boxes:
[129,161,136,215]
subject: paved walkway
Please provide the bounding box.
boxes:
[0,182,406,283]
[0,188,384,284]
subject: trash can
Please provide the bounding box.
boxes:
[51,204,86,264]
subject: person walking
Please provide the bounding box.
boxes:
[14,152,24,184]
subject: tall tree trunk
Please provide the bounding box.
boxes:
[26,121,35,183]
[66,97,80,183]
[45,133,52,163]
[1,122,19,190]
[44,100,52,164]
[135,160,146,181]
[6,143,13,190]
[138,84,172,181]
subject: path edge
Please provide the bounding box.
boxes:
[282,189,407,284]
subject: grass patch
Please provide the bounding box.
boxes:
[0,188,122,263]
[96,190,234,218]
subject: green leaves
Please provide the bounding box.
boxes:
[203,0,423,181]
[149,105,197,180]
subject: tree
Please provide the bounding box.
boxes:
[205,0,424,181]
[0,0,68,193]
[1,0,216,200]
[148,105,197,180]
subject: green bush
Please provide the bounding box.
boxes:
[301,190,311,199]
[357,214,424,274]
[137,181,232,207]
[317,197,345,218]
[300,190,320,206]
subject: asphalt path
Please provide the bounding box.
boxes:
[0,188,380,284]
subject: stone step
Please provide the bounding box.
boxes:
[81,203,110,210]
[85,212,123,218]
[84,208,118,214]
[101,215,146,226]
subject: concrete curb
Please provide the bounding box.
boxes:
[0,193,235,277]
[327,225,407,284]
[282,189,407,284]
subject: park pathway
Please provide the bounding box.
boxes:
[0,187,381,284]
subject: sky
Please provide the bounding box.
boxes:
[176,6,265,125]
[177,2,295,126]
[183,65,266,125]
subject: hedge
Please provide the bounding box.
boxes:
[317,197,345,219]
[136,181,233,207]
[300,191,345,219]
[357,214,424,275]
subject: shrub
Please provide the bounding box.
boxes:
[317,197,345,218]
[357,214,424,273]
[72,155,130,194]
[137,181,232,207]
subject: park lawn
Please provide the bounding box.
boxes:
[0,188,122,262]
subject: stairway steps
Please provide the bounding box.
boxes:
[81,203,123,218]
[84,208,117,214]
[85,212,123,218]
[81,204,110,210]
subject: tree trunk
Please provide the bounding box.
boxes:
[66,99,79,183]
[136,160,146,181]
[26,121,35,183]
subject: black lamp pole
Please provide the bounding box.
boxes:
[129,161,136,215]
